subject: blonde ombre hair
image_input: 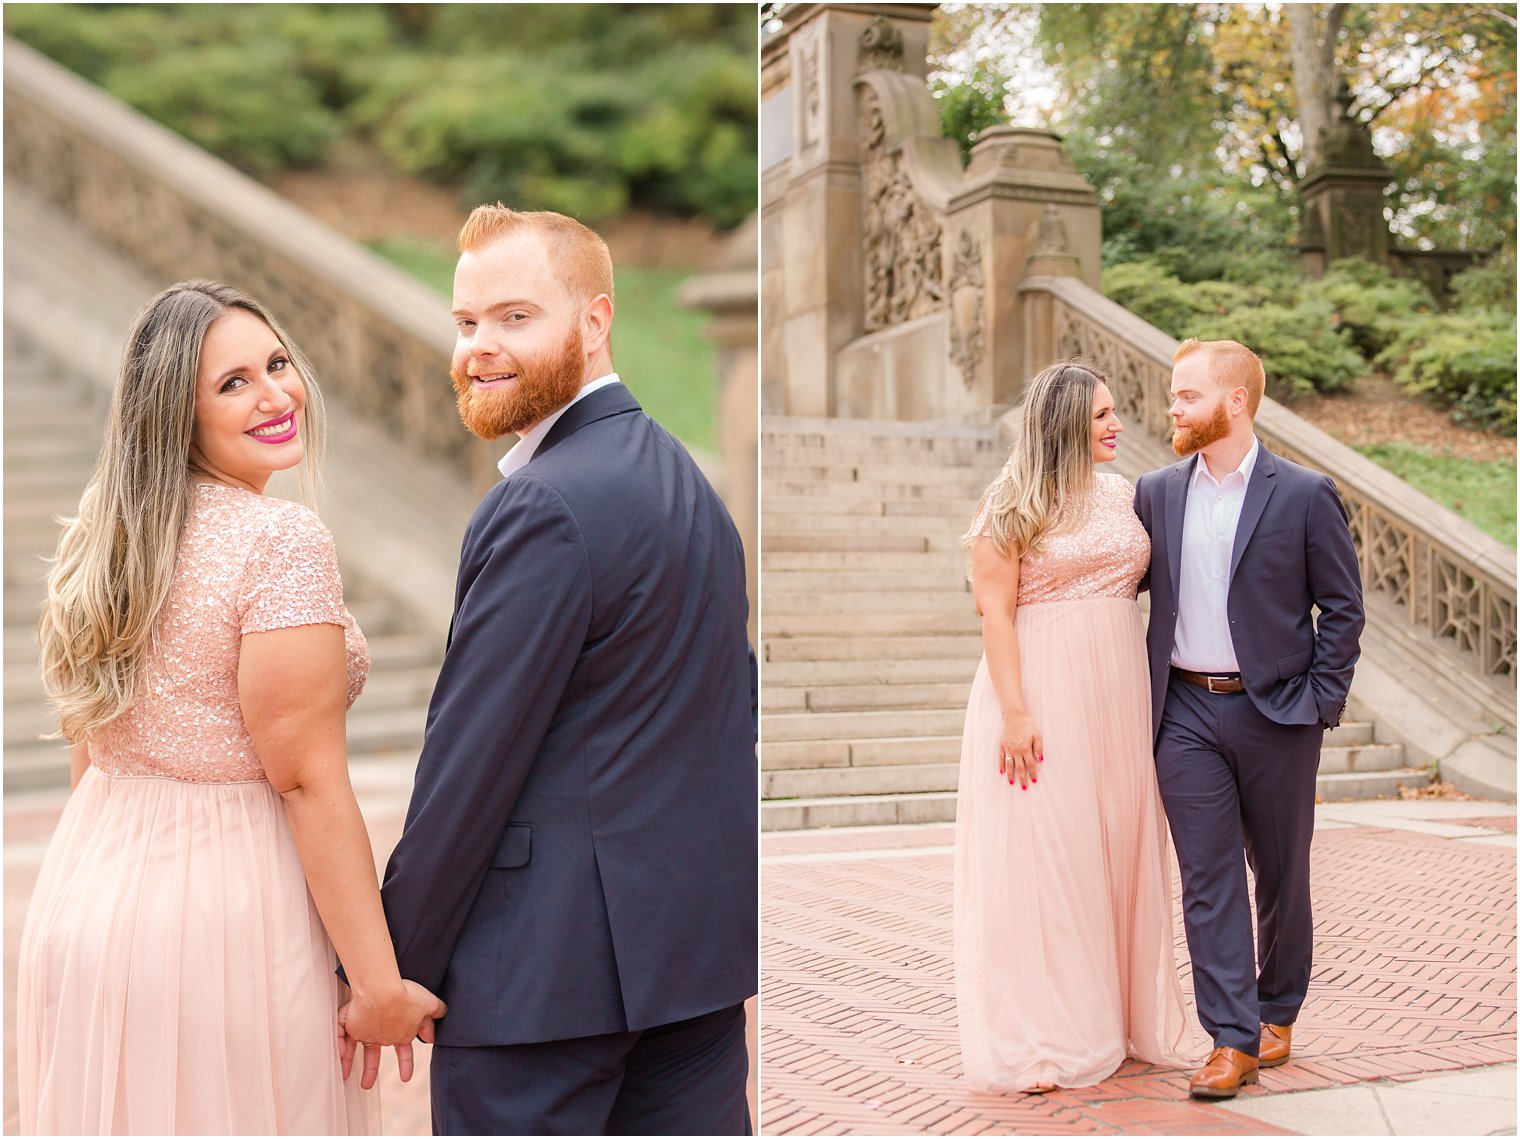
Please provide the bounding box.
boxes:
[965,360,1108,558]
[38,281,326,742]
[1174,337,1265,415]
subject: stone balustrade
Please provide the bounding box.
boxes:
[1022,274,1518,722]
[2,37,502,490]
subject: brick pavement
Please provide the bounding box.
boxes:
[4,760,757,1135]
[760,810,1516,1135]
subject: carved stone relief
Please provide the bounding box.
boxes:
[947,230,984,389]
[858,16,904,73]
[859,86,944,332]
[795,24,823,150]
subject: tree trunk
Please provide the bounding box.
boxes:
[1289,3,1347,175]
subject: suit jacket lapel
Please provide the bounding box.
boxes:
[535,383,643,461]
[1164,456,1194,598]
[1229,444,1278,581]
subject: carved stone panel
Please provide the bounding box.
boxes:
[947,230,984,389]
[860,85,944,331]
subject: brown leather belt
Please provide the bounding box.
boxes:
[1173,668,1245,694]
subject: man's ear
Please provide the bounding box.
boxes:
[1230,385,1249,416]
[582,293,613,355]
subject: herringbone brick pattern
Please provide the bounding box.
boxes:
[760,816,1515,1135]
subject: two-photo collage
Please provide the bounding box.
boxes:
[3,2,1516,1136]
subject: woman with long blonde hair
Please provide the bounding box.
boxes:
[953,360,1200,1092]
[18,281,444,1135]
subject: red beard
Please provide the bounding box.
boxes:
[1171,400,1231,457]
[451,326,586,440]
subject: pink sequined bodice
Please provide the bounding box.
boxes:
[972,472,1150,604]
[89,484,369,783]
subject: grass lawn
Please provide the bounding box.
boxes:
[369,236,717,452]
[1357,441,1517,547]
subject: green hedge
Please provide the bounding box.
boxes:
[5,3,756,227]
[1376,310,1518,435]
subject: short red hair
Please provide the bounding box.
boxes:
[457,203,614,305]
[1174,338,1265,415]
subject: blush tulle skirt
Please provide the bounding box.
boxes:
[16,767,378,1135]
[954,597,1203,1091]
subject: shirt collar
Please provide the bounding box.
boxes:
[497,373,621,479]
[1191,435,1260,491]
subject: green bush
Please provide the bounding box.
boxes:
[6,4,757,229]
[1189,296,1367,400]
[1102,261,1264,340]
[1448,250,1517,312]
[103,43,341,174]
[1376,311,1518,435]
[1307,258,1435,358]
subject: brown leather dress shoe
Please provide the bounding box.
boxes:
[1188,1047,1259,1099]
[1259,1023,1292,1068]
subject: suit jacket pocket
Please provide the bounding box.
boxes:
[491,823,532,868]
[1253,526,1295,546]
[1276,649,1313,679]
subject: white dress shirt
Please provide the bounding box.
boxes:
[1170,437,1260,673]
[497,372,622,479]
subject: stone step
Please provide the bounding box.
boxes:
[764,444,997,468]
[762,611,982,637]
[761,791,958,831]
[762,550,970,573]
[797,681,972,712]
[1317,768,1431,801]
[763,634,981,662]
[763,428,1001,452]
[764,590,974,617]
[1317,742,1406,775]
[3,743,72,794]
[356,665,439,708]
[764,495,986,521]
[2,433,104,462]
[762,512,968,537]
[1323,722,1374,747]
[763,761,959,799]
[0,465,96,495]
[365,632,444,671]
[762,734,962,770]
[766,463,1002,487]
[346,705,426,756]
[763,533,931,554]
[764,709,966,743]
[764,569,971,593]
[763,657,977,687]
[763,478,990,502]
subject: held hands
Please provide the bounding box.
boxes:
[998,709,1043,790]
[337,980,448,1090]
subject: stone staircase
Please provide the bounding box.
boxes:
[2,328,443,792]
[760,416,1428,831]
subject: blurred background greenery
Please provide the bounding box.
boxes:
[6,2,757,451]
[928,2,1516,543]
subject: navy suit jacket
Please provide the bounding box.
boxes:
[381,383,758,1047]
[1134,442,1365,739]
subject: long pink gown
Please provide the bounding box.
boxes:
[954,471,1200,1091]
[17,482,379,1135]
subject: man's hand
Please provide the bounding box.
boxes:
[337,980,447,1089]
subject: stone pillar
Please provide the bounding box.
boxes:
[945,127,1101,408]
[1298,82,1394,275]
[680,215,759,645]
[760,3,935,417]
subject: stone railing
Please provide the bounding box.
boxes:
[2,37,501,489]
[1022,274,1518,721]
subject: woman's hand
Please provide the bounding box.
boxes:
[998,709,1043,790]
[338,980,448,1089]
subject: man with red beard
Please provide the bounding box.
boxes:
[378,205,757,1134]
[1134,338,1363,1101]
